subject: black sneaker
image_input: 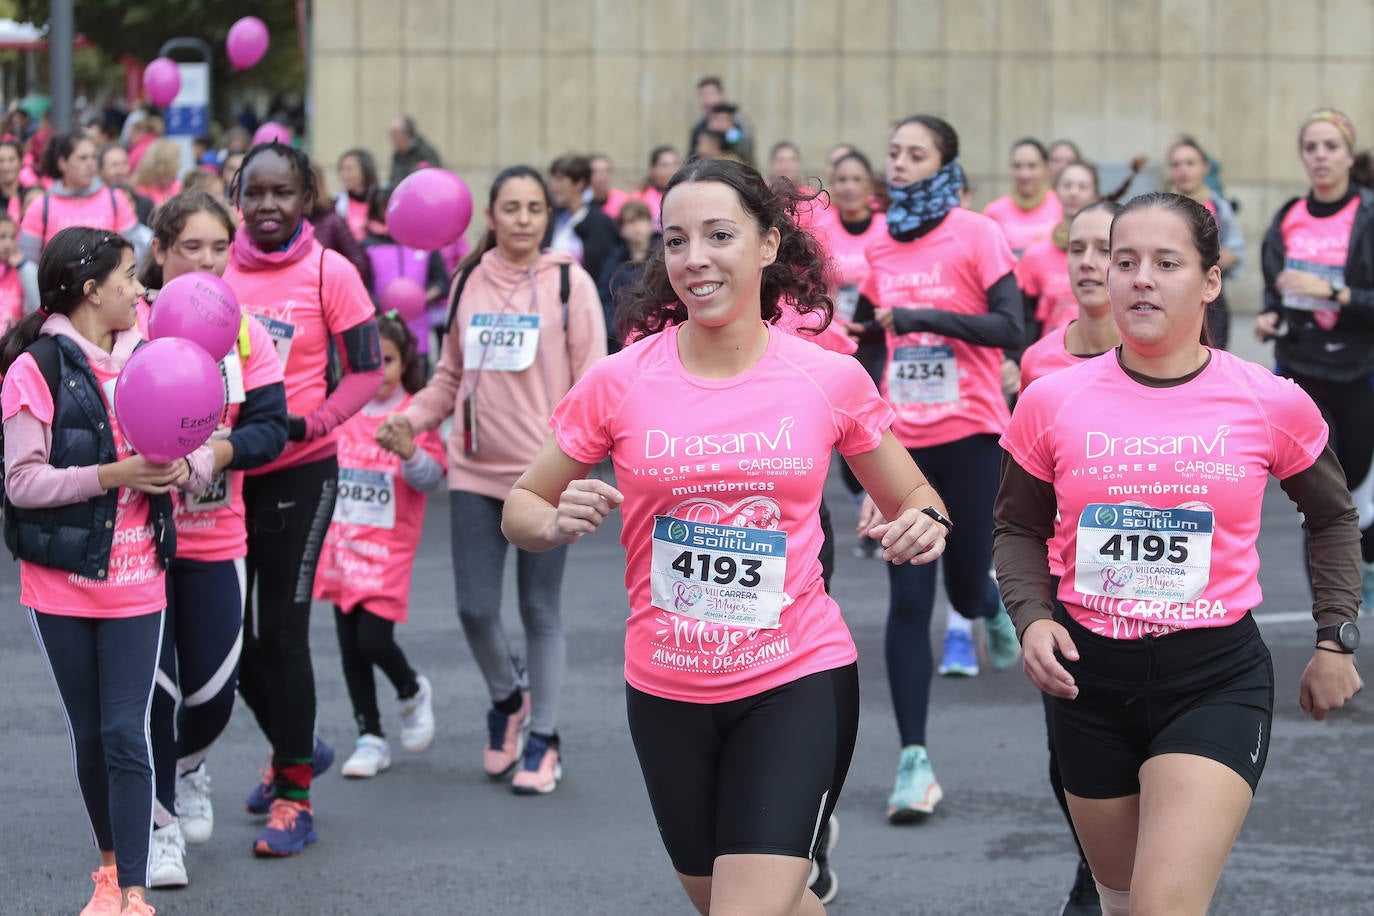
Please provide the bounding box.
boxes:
[808,815,839,905]
[1060,857,1101,916]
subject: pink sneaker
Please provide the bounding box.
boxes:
[511,733,562,795]
[120,888,156,916]
[483,691,529,777]
[79,866,121,916]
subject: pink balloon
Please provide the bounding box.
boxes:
[386,168,473,251]
[148,272,242,362]
[381,277,427,322]
[252,122,292,147]
[143,58,181,109]
[114,339,226,464]
[226,16,271,71]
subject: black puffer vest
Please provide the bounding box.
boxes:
[3,334,176,577]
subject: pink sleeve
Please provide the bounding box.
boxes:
[830,358,895,456]
[401,283,464,433]
[998,384,1055,483]
[550,364,616,465]
[975,218,1018,288]
[242,317,285,390]
[321,250,378,335]
[2,355,104,508]
[1268,377,1330,479]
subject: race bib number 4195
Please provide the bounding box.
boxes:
[649,516,790,629]
[1074,504,1214,603]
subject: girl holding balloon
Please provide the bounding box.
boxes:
[315,313,446,778]
[377,165,606,796]
[0,226,217,916]
[136,190,289,887]
[223,141,383,857]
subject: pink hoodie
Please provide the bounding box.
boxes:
[401,248,606,500]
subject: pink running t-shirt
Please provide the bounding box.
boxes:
[809,204,887,323]
[19,187,137,249]
[983,191,1062,258]
[1017,239,1075,332]
[1279,196,1358,326]
[552,323,893,703]
[2,351,163,617]
[223,244,378,474]
[313,394,445,623]
[861,206,1016,449]
[1003,349,1328,639]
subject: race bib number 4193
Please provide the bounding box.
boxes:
[1074,503,1214,603]
[649,516,790,629]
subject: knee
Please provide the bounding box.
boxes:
[355,626,393,661]
[99,720,151,774]
[518,605,563,638]
[458,604,498,630]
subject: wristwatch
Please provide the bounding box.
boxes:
[1330,275,1347,299]
[921,506,953,534]
[1315,621,1359,654]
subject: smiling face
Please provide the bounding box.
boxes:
[88,246,144,333]
[154,210,232,283]
[239,151,307,250]
[887,122,942,186]
[1108,207,1221,356]
[1067,208,1113,316]
[661,179,779,331]
[1299,120,1355,195]
[486,175,549,265]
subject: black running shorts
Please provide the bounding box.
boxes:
[1051,606,1273,799]
[625,663,860,877]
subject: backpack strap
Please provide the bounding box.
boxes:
[560,262,570,331]
[444,261,479,335]
[40,192,49,245]
[28,335,60,401]
[108,185,118,223]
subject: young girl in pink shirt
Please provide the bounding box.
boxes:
[0,211,38,330]
[996,192,1363,916]
[316,315,445,778]
[504,157,950,915]
[1,227,216,916]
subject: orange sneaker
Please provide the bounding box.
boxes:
[511,733,562,795]
[483,691,529,777]
[120,888,156,915]
[79,866,121,916]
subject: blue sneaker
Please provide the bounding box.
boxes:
[252,799,316,857]
[985,603,1021,671]
[244,738,336,816]
[937,629,979,677]
[887,745,943,824]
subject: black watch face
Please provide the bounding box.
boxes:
[1339,622,1360,651]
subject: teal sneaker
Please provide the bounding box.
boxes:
[985,602,1021,671]
[887,745,942,824]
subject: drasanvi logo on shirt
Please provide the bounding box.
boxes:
[644,416,796,460]
[1084,425,1230,460]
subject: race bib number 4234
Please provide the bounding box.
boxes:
[1074,503,1214,603]
[888,344,958,405]
[649,516,790,629]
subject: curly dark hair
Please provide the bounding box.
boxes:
[615,157,834,343]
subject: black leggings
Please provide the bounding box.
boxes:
[334,604,419,737]
[237,456,338,792]
[886,434,1001,746]
[1281,371,1374,562]
[151,557,245,814]
[626,664,859,878]
[31,608,163,888]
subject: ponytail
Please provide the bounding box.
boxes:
[0,311,49,376]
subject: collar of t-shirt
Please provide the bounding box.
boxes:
[276,221,304,252]
[1114,346,1211,388]
[1306,188,1358,219]
[840,214,873,236]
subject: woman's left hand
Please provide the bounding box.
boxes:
[866,507,947,565]
[1275,269,1337,301]
[1299,648,1363,720]
[873,307,895,330]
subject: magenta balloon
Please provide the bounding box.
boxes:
[226,16,271,71]
[148,272,242,362]
[385,168,473,251]
[381,277,428,322]
[252,122,292,147]
[114,339,226,464]
[143,58,181,108]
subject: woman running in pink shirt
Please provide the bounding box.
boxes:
[983,138,1062,258]
[503,157,950,916]
[222,141,384,857]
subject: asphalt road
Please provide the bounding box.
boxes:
[3,335,1371,915]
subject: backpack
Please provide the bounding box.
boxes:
[0,335,63,519]
[444,260,571,338]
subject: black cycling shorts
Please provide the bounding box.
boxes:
[1051,606,1273,799]
[625,663,859,877]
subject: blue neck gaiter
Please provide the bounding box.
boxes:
[886,158,963,241]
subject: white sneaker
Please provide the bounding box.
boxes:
[148,821,188,888]
[399,674,436,753]
[175,763,214,845]
[341,734,391,778]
